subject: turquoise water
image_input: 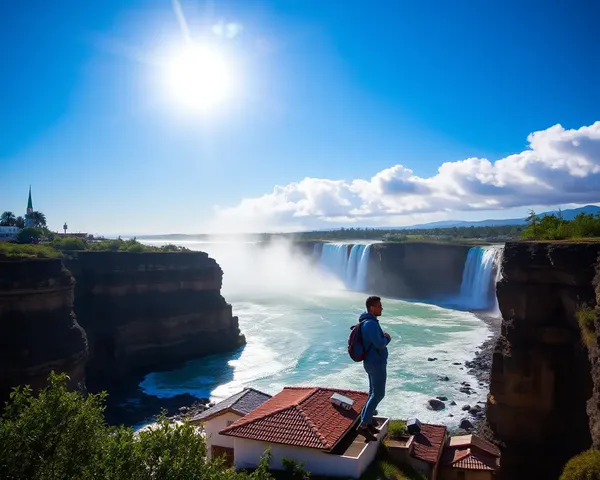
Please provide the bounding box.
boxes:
[139,240,491,427]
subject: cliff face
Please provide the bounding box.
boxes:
[0,259,88,399]
[367,243,470,299]
[66,252,245,390]
[487,242,600,480]
[586,258,600,448]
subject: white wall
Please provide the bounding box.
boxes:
[203,412,242,458]
[233,417,389,479]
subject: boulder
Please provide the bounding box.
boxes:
[459,419,474,430]
[427,399,446,411]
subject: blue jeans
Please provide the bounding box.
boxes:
[360,362,386,425]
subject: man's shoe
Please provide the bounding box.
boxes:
[367,423,380,435]
[357,424,377,442]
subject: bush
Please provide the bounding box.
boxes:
[388,419,408,439]
[560,449,600,480]
[577,306,597,347]
[0,372,275,480]
[52,237,88,251]
[0,243,62,259]
[15,227,44,244]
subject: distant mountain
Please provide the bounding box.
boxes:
[390,205,600,230]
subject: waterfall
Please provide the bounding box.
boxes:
[319,243,371,291]
[320,243,350,280]
[457,246,504,311]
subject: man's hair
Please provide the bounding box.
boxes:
[366,296,381,311]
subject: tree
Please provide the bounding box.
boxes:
[14,216,25,228]
[0,211,16,226]
[0,372,276,480]
[524,209,539,238]
[15,227,44,244]
[560,449,600,480]
[26,211,47,229]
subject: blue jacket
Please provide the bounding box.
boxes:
[359,312,389,366]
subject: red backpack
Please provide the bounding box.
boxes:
[348,320,370,362]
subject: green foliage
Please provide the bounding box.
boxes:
[0,372,275,480]
[15,227,44,244]
[280,457,310,480]
[52,237,88,251]
[387,420,408,440]
[359,446,426,480]
[15,216,25,229]
[0,211,16,226]
[25,211,47,229]
[522,212,600,240]
[577,306,597,347]
[560,449,600,480]
[291,224,523,243]
[0,243,62,259]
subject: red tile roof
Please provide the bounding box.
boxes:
[442,448,499,471]
[219,386,369,450]
[448,434,500,457]
[410,423,447,464]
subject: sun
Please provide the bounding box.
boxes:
[164,43,234,113]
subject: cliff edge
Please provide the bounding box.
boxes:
[487,241,600,479]
[0,259,88,400]
[0,251,245,401]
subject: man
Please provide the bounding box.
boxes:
[357,295,390,441]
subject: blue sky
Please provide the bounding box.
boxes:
[1,0,599,234]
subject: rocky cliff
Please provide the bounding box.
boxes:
[0,251,244,402]
[66,251,245,391]
[0,259,88,400]
[367,243,470,299]
[487,241,600,479]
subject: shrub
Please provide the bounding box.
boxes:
[560,449,600,480]
[577,306,597,347]
[388,419,408,439]
[15,227,44,244]
[0,372,275,479]
[0,243,62,259]
[52,237,88,251]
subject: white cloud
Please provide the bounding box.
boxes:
[214,121,600,231]
[212,21,244,39]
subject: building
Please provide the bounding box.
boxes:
[440,434,501,479]
[189,387,272,464]
[386,420,500,480]
[24,186,33,228]
[0,226,19,241]
[219,386,390,479]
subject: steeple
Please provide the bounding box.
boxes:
[25,186,34,228]
[27,186,33,214]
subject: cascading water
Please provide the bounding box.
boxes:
[319,243,371,291]
[457,246,504,311]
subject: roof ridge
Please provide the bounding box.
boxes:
[296,404,330,449]
[451,449,472,465]
[242,386,272,397]
[221,404,297,433]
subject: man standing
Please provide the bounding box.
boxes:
[357,295,390,440]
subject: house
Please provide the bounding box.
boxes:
[439,434,501,479]
[189,387,272,465]
[0,226,19,242]
[406,422,448,480]
[220,386,390,479]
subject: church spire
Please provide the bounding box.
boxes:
[25,186,34,228]
[27,186,33,214]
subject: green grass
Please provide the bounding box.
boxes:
[0,243,63,259]
[387,420,408,440]
[577,306,597,347]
